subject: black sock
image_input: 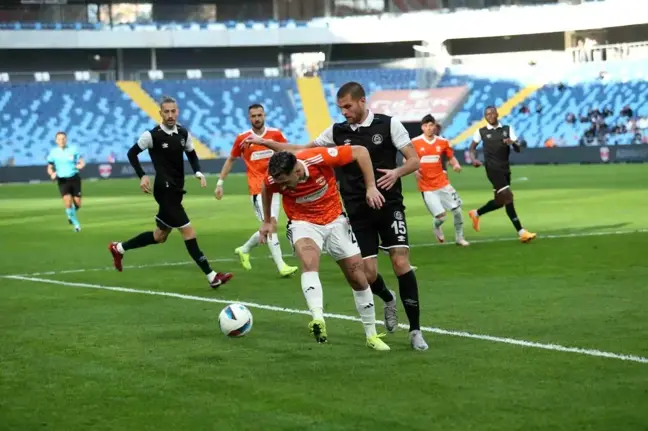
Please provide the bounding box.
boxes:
[505,202,523,231]
[185,238,213,275]
[122,231,157,251]
[477,199,502,216]
[370,273,395,303]
[397,270,420,331]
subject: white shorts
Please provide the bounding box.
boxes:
[287,215,361,262]
[422,184,462,217]
[251,193,281,222]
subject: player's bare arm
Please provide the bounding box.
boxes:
[215,155,237,199]
[244,135,316,153]
[76,158,86,171]
[449,156,462,172]
[47,163,56,180]
[349,146,385,209]
[503,138,521,153]
[259,183,274,243]
[377,143,419,191]
[469,140,483,167]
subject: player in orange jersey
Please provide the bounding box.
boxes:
[258,146,390,351]
[412,115,469,246]
[215,104,298,277]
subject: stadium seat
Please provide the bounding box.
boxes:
[140,78,309,156]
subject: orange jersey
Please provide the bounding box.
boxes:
[412,135,454,191]
[265,146,353,225]
[231,128,287,195]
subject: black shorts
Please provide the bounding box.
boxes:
[154,189,190,229]
[57,174,82,197]
[346,201,409,258]
[486,169,511,193]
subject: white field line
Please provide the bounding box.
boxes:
[4,274,648,365]
[3,228,646,278]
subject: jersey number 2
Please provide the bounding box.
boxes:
[391,221,407,235]
[347,226,357,244]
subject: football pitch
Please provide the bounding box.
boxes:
[1,164,647,431]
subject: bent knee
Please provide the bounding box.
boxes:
[390,250,411,275]
[435,212,447,220]
[154,229,170,243]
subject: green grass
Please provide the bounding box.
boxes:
[1,164,647,431]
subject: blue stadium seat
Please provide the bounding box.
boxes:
[141,78,309,156]
[0,82,154,166]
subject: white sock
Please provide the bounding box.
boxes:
[206,270,216,281]
[452,207,465,240]
[240,231,261,253]
[301,272,324,321]
[353,287,377,338]
[518,229,526,236]
[267,233,286,270]
[116,242,125,254]
[434,215,446,228]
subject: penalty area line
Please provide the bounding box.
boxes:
[4,274,648,365]
[3,228,647,278]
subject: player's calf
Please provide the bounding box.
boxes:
[387,247,428,350]
[451,207,469,246]
[180,226,233,288]
[434,212,446,243]
[339,256,388,350]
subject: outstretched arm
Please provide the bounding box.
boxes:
[245,125,334,153]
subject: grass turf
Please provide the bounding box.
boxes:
[1,164,647,431]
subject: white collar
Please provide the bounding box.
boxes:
[486,123,503,130]
[160,123,179,135]
[250,127,267,137]
[420,135,437,144]
[298,160,309,182]
[349,110,374,131]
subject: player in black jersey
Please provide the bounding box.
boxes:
[108,96,233,288]
[244,82,429,351]
[468,106,537,243]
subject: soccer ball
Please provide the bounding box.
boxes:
[218,303,253,337]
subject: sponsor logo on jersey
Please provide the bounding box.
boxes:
[327,148,338,157]
[296,184,329,204]
[372,134,383,145]
[250,149,274,161]
[420,155,440,163]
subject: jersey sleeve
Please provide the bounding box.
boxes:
[312,125,335,147]
[137,131,153,150]
[275,130,288,143]
[390,117,412,150]
[264,176,280,193]
[443,141,454,158]
[472,129,482,143]
[73,147,82,163]
[305,146,353,167]
[508,126,518,141]
[230,135,243,157]
[184,132,195,151]
[46,149,54,164]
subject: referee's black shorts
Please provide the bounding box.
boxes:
[346,200,409,258]
[57,174,82,197]
[486,168,511,194]
[154,188,190,229]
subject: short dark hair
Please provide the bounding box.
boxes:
[268,151,297,178]
[484,105,497,114]
[336,82,366,100]
[248,103,264,111]
[159,95,177,108]
[421,114,436,125]
[55,131,66,137]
